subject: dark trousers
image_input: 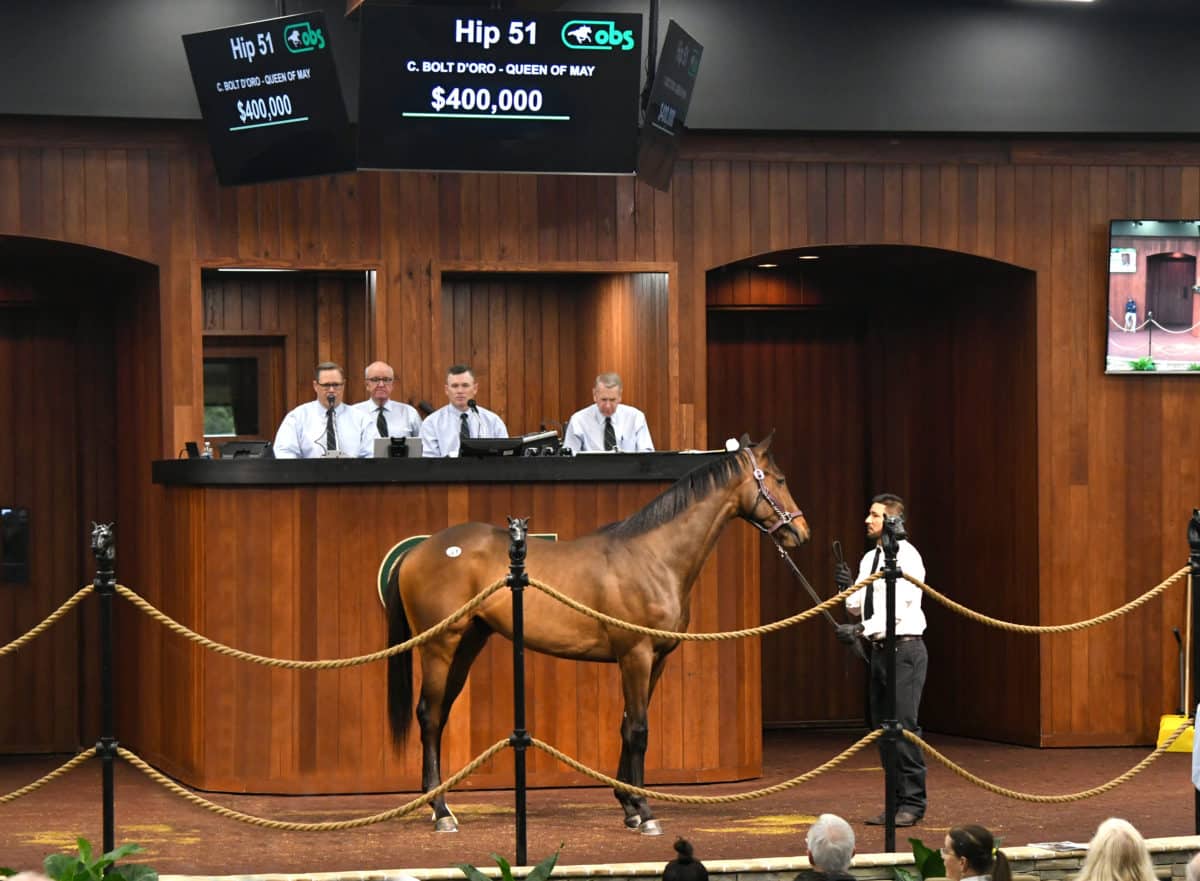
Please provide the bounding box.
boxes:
[869,637,927,815]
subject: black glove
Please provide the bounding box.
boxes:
[833,560,853,590]
[835,622,863,645]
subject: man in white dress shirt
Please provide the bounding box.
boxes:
[563,372,654,453]
[838,493,927,828]
[419,364,508,457]
[353,360,422,439]
[272,362,373,458]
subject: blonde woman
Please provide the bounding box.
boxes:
[1074,818,1156,881]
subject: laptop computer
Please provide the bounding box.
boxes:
[374,436,423,458]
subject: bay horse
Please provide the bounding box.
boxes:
[383,433,810,834]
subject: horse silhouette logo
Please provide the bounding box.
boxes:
[288,30,302,47]
[561,19,636,51]
[565,24,593,43]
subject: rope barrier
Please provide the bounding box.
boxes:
[1149,318,1200,335]
[0,585,94,656]
[526,575,878,641]
[905,566,1189,633]
[0,749,95,803]
[1,725,1192,824]
[903,718,1191,803]
[113,579,508,669]
[528,730,882,803]
[115,739,509,831]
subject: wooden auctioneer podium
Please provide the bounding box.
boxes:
[141,454,762,794]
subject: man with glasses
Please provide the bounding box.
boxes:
[353,360,422,439]
[272,361,372,458]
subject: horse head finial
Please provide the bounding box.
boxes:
[507,516,529,543]
[90,522,115,566]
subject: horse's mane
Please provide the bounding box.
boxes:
[599,450,749,539]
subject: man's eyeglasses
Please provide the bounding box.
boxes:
[317,382,345,389]
[366,377,394,385]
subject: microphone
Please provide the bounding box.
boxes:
[326,392,336,409]
[415,399,435,418]
[467,398,479,413]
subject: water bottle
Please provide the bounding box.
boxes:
[202,441,214,459]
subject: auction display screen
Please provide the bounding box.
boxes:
[358,6,643,174]
[182,11,354,186]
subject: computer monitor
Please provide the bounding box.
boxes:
[460,430,561,457]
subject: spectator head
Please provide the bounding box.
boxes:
[806,813,855,874]
[662,838,708,881]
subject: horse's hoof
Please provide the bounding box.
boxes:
[434,816,459,833]
[624,815,642,830]
[640,819,663,836]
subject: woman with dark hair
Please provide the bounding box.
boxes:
[942,824,1012,881]
[663,839,708,881]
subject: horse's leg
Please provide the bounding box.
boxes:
[613,644,666,835]
[416,618,491,832]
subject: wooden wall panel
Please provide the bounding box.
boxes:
[3,116,1200,754]
[440,272,671,441]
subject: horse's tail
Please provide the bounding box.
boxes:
[385,551,414,745]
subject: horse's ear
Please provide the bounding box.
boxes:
[755,429,776,455]
[737,433,752,450]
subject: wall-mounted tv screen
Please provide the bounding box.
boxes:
[357,6,642,174]
[1106,220,1200,374]
[182,11,355,186]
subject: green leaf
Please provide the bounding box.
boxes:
[894,867,920,881]
[526,847,561,881]
[1,868,18,877]
[491,854,514,881]
[102,845,144,864]
[44,853,77,881]
[120,863,158,881]
[457,863,492,881]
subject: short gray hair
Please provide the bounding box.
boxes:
[1187,852,1200,881]
[807,813,855,874]
[595,371,622,390]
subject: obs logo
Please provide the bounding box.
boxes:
[561,20,636,51]
[283,21,325,52]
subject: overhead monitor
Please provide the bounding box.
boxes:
[637,20,703,192]
[182,11,355,186]
[357,6,643,174]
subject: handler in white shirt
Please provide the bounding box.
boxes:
[273,361,373,458]
[420,364,508,457]
[353,360,422,438]
[563,372,654,453]
[841,493,927,827]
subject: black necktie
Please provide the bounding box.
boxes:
[864,547,882,621]
[377,406,388,437]
[325,408,337,451]
[603,416,617,451]
[460,412,470,441]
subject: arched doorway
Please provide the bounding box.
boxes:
[0,236,161,752]
[705,244,1040,746]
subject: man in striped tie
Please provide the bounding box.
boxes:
[563,372,655,453]
[352,360,422,440]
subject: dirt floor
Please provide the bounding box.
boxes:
[1,730,1196,877]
